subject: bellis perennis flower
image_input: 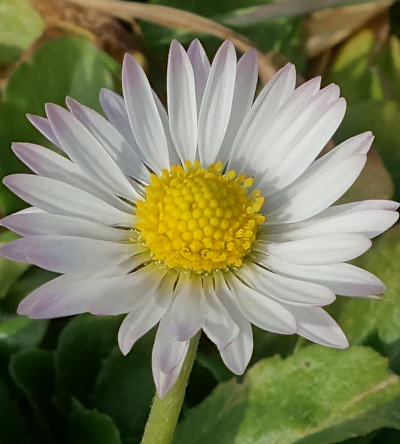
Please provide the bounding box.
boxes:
[1,39,398,397]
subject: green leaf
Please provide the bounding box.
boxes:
[0,0,44,63]
[68,399,122,444]
[341,432,377,444]
[196,349,233,383]
[327,29,384,103]
[197,330,296,385]
[335,100,400,200]
[0,374,28,444]
[335,227,400,371]
[327,31,400,199]
[252,327,297,363]
[372,35,400,103]
[0,36,120,215]
[0,266,55,356]
[0,266,56,314]
[9,348,54,407]
[371,429,400,443]
[337,148,394,204]
[94,331,155,443]
[0,231,29,300]
[55,314,121,407]
[9,348,56,441]
[0,316,47,355]
[175,346,400,444]
[141,0,305,69]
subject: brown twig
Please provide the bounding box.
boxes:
[221,0,390,25]
[60,0,278,82]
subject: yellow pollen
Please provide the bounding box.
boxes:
[136,160,265,273]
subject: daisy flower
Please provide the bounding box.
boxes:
[0,39,398,398]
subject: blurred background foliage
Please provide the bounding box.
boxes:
[1,0,400,443]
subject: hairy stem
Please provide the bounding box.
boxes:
[140,332,201,444]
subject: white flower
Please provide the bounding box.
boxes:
[0,39,398,398]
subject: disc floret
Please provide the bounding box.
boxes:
[136,160,265,272]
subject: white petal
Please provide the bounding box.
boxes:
[187,39,210,112]
[266,210,399,242]
[227,274,297,334]
[153,343,188,399]
[90,265,170,316]
[118,271,176,355]
[168,273,207,342]
[238,262,335,306]
[260,234,372,265]
[257,96,346,192]
[152,91,181,165]
[3,174,133,226]
[18,272,101,319]
[320,199,400,216]
[1,212,130,241]
[99,88,141,152]
[122,54,169,172]
[227,63,297,171]
[26,114,61,148]
[263,257,386,297]
[286,305,349,349]
[246,81,336,182]
[202,277,239,349]
[46,103,138,201]
[152,313,189,374]
[214,273,253,375]
[0,234,137,273]
[198,41,237,165]
[167,40,198,163]
[17,259,140,318]
[266,155,367,224]
[11,142,134,213]
[66,97,148,183]
[315,132,373,167]
[218,49,258,164]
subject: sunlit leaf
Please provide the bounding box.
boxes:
[0,36,120,215]
[335,227,400,371]
[0,0,44,62]
[327,28,384,103]
[338,148,394,203]
[336,99,400,199]
[175,346,400,444]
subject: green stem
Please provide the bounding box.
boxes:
[292,336,308,354]
[140,332,201,444]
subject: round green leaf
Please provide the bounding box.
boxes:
[0,36,120,214]
[55,314,121,407]
[68,399,122,444]
[94,331,155,443]
[0,374,28,444]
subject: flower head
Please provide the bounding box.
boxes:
[1,39,398,397]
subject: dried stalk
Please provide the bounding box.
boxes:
[60,0,278,82]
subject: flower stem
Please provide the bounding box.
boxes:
[140,332,201,444]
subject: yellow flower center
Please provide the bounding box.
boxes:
[136,160,265,273]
